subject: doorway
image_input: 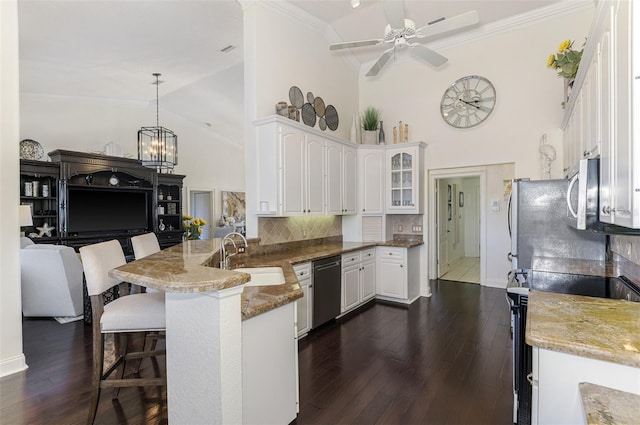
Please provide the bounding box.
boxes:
[436,177,480,283]
[187,188,215,240]
[429,168,486,285]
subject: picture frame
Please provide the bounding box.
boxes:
[459,192,464,208]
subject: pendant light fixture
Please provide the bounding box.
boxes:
[138,73,178,173]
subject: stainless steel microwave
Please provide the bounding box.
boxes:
[566,158,600,230]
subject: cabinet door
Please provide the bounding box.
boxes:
[386,147,418,213]
[611,0,634,227]
[342,265,360,312]
[377,258,406,299]
[360,149,385,215]
[342,146,357,214]
[281,129,306,215]
[361,260,376,302]
[306,136,325,214]
[326,142,343,214]
[599,8,614,223]
[296,278,311,336]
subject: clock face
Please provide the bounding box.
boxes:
[440,75,496,128]
[109,174,119,186]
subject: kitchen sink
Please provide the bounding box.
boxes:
[234,267,285,286]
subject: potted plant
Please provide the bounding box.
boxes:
[547,39,584,107]
[361,107,380,145]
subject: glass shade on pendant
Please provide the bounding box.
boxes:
[137,126,178,172]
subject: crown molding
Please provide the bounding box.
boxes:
[359,0,595,75]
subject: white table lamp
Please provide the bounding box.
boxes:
[19,204,33,236]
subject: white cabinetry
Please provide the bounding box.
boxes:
[531,347,640,425]
[563,0,640,228]
[341,248,376,314]
[358,147,385,215]
[385,144,425,214]
[293,262,312,338]
[327,141,357,215]
[254,116,357,217]
[242,302,298,425]
[280,128,324,215]
[376,246,420,304]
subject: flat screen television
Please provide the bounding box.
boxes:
[67,187,150,234]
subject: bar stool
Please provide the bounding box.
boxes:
[80,239,166,424]
[131,233,162,293]
[131,232,161,260]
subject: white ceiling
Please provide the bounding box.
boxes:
[289,0,563,65]
[17,0,564,131]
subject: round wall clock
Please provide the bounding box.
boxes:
[109,174,119,186]
[440,75,496,128]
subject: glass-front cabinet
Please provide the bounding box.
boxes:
[385,144,424,214]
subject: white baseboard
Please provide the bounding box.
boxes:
[0,353,28,378]
[483,278,507,289]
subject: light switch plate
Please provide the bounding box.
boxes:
[412,225,422,232]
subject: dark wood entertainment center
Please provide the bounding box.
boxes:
[20,150,185,256]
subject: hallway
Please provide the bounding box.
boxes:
[440,256,480,284]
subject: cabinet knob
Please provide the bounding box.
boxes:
[363,209,366,212]
[602,206,611,214]
[400,264,403,268]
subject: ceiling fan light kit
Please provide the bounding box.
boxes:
[330,0,480,76]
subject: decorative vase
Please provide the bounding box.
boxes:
[158,218,165,231]
[563,78,575,108]
[378,121,385,144]
[363,130,378,145]
[355,114,362,144]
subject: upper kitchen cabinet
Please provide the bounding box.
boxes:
[326,141,357,215]
[358,146,385,215]
[253,116,356,217]
[385,143,425,214]
[563,0,640,228]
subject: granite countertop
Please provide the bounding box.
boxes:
[525,290,640,368]
[579,382,640,425]
[110,237,424,321]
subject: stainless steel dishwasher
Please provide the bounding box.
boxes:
[312,255,341,328]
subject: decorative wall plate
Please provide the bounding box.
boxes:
[313,97,326,117]
[325,105,339,131]
[19,139,44,160]
[302,103,317,127]
[289,86,304,108]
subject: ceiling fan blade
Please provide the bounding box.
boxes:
[415,10,480,40]
[366,48,394,77]
[409,44,448,67]
[330,39,383,51]
[383,0,405,29]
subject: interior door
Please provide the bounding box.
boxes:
[437,180,449,277]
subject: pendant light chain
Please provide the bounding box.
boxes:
[154,72,161,128]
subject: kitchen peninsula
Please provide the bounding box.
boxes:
[525,256,640,425]
[110,236,423,424]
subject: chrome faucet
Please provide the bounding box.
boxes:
[220,232,248,270]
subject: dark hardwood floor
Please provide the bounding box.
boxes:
[0,280,513,425]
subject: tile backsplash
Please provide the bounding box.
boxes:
[611,235,640,264]
[258,216,342,245]
[386,214,423,239]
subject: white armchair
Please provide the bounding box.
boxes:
[20,244,84,318]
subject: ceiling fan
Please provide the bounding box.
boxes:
[329,0,480,76]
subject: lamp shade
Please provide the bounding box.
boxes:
[19,204,33,227]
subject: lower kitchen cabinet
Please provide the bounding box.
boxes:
[242,302,298,424]
[293,262,312,338]
[376,246,420,304]
[341,248,376,314]
[531,347,640,425]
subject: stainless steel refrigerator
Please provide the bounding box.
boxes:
[509,178,607,271]
[507,178,607,425]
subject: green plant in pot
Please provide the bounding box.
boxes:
[361,107,380,145]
